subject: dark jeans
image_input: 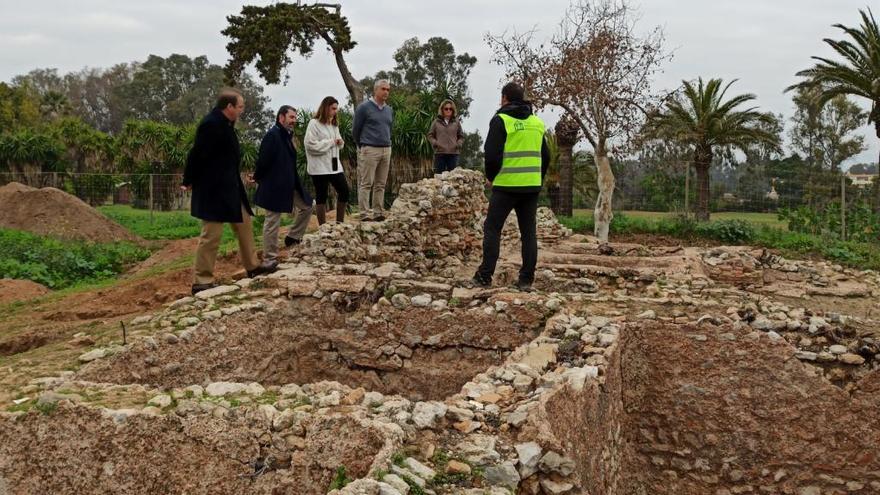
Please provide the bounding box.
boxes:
[476,189,539,284]
[433,154,459,174]
[310,173,350,204]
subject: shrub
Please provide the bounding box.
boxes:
[0,228,150,289]
[695,219,756,244]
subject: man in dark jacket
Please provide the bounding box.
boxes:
[472,82,550,292]
[253,105,314,268]
[182,88,272,295]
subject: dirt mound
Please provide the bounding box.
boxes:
[0,279,49,305]
[0,182,141,243]
[129,238,199,275]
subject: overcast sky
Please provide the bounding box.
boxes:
[1,0,876,166]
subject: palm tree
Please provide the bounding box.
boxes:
[787,9,880,204]
[644,78,781,221]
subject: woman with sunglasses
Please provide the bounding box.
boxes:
[427,99,465,174]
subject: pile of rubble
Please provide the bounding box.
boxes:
[296,169,573,276]
[297,169,488,273]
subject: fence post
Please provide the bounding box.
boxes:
[149,174,154,224]
[840,174,846,241]
[684,165,690,218]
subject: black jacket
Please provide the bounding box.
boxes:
[483,101,550,194]
[183,108,253,222]
[253,124,312,213]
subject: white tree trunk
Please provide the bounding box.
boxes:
[593,154,615,242]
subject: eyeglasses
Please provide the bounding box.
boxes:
[443,107,453,111]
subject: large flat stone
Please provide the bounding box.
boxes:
[194,285,239,300]
[287,277,318,297]
[317,275,370,293]
[519,343,558,372]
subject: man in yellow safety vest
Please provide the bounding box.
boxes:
[472,82,550,292]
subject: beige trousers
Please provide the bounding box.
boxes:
[356,145,392,217]
[262,190,314,263]
[193,204,259,285]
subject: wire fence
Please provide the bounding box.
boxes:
[1,170,877,243]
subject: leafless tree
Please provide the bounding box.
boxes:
[486,0,669,240]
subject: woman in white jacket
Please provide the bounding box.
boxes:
[305,96,350,224]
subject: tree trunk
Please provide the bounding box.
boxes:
[693,146,712,221]
[324,37,363,108]
[548,184,561,213]
[555,118,578,217]
[593,150,615,242]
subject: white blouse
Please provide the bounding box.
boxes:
[304,119,344,175]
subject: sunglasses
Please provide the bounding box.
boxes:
[443,107,453,111]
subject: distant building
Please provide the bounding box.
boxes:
[846,172,876,188]
[846,163,878,187]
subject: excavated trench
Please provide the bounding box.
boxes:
[77,298,546,402]
[538,321,880,494]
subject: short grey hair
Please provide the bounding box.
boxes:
[374,79,391,90]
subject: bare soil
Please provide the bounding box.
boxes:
[0,182,141,243]
[0,279,49,305]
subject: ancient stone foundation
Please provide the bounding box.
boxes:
[2,170,880,494]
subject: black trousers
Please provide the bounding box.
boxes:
[310,172,350,205]
[476,189,539,283]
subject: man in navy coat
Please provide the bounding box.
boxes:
[252,105,314,268]
[182,88,273,295]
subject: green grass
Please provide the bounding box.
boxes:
[571,209,788,230]
[98,205,202,240]
[98,205,284,247]
[560,211,880,271]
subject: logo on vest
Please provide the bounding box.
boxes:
[513,121,525,132]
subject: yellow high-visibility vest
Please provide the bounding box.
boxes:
[494,113,545,188]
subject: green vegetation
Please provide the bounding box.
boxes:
[34,400,58,415]
[560,212,880,270]
[328,466,352,490]
[98,205,202,240]
[0,228,150,288]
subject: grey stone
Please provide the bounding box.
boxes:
[194,284,239,300]
[148,394,172,408]
[539,451,576,476]
[78,348,108,363]
[381,474,410,494]
[206,382,251,397]
[636,310,656,320]
[484,461,520,488]
[828,344,847,355]
[391,293,410,309]
[515,441,542,479]
[456,434,501,466]
[403,457,436,481]
[411,401,447,429]
[130,315,152,325]
[411,294,432,307]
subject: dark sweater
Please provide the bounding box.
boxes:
[353,99,393,147]
[483,101,550,193]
